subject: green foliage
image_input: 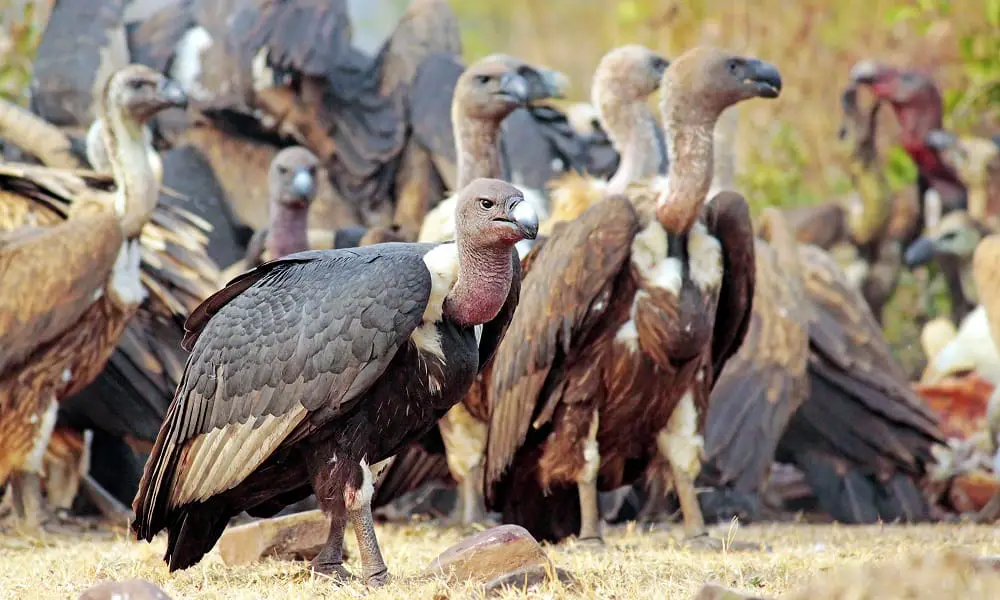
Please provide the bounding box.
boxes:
[739,123,821,213]
[0,3,41,106]
[884,146,919,192]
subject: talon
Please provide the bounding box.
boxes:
[366,569,390,587]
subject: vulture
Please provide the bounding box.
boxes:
[482,47,781,546]
[218,146,320,284]
[923,130,1000,225]
[701,207,944,524]
[969,234,1000,522]
[378,45,668,526]
[0,65,188,527]
[132,178,539,584]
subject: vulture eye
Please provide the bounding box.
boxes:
[939,231,958,242]
[128,80,146,91]
[727,60,740,75]
[476,74,491,85]
[277,165,288,175]
[307,165,317,176]
[479,198,495,210]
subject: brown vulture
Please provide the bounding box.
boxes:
[131,178,538,585]
[701,206,944,525]
[375,46,668,526]
[481,47,779,546]
[0,65,188,527]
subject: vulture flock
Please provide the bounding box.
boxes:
[1,0,999,588]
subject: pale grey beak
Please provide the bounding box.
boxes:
[508,199,539,240]
[291,168,315,200]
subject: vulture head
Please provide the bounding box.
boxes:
[848,60,938,111]
[455,177,539,248]
[269,146,319,210]
[453,58,532,122]
[483,53,570,102]
[103,64,188,125]
[657,47,781,233]
[592,45,669,107]
[925,130,1000,221]
[904,210,988,268]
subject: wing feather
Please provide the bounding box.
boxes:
[485,195,638,497]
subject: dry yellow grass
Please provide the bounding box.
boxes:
[2,521,1000,599]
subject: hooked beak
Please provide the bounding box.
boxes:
[290,168,315,202]
[535,67,570,100]
[155,78,188,109]
[501,198,539,240]
[903,236,936,268]
[745,58,782,99]
[498,72,530,105]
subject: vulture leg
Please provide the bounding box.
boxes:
[8,472,44,529]
[655,400,708,541]
[347,491,389,586]
[439,404,488,525]
[457,463,487,525]
[310,512,354,582]
[576,412,603,545]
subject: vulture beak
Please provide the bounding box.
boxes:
[499,72,530,104]
[290,168,315,201]
[745,59,782,98]
[849,60,880,85]
[155,79,188,109]
[904,236,936,268]
[499,198,539,240]
[535,67,571,100]
[925,129,958,152]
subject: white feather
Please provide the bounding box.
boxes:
[411,244,460,363]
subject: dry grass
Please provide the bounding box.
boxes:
[2,521,1000,599]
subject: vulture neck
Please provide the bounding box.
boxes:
[267,203,309,259]
[455,115,503,189]
[443,242,513,328]
[657,109,716,234]
[103,110,159,239]
[600,99,660,195]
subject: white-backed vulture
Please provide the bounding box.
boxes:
[483,47,780,546]
[0,65,188,527]
[132,179,538,585]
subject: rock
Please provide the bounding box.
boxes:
[425,525,571,593]
[78,580,172,600]
[693,582,770,599]
[218,509,336,566]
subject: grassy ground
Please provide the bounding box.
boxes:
[2,521,1000,599]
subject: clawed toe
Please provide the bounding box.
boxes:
[366,569,390,587]
[311,561,357,584]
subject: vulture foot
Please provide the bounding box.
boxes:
[311,514,354,584]
[453,471,489,526]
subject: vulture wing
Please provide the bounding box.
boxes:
[30,0,130,127]
[485,195,639,497]
[134,248,432,534]
[703,191,756,385]
[703,239,810,493]
[0,214,122,375]
[409,52,466,186]
[797,244,942,471]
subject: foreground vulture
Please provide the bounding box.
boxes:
[702,208,944,524]
[132,178,539,583]
[0,65,188,526]
[482,47,781,546]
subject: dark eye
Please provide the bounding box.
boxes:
[476,74,491,85]
[307,165,317,176]
[479,198,494,210]
[939,231,957,242]
[727,60,740,75]
[129,80,146,91]
[277,166,288,175]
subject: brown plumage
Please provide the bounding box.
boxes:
[0,65,188,527]
[483,47,780,545]
[969,234,1000,521]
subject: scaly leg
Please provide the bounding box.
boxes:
[311,512,354,583]
[458,462,487,525]
[345,460,389,587]
[9,472,44,530]
[576,411,603,546]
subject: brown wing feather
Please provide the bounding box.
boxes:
[134,250,432,539]
[703,191,756,385]
[704,234,810,492]
[0,214,122,375]
[485,195,639,496]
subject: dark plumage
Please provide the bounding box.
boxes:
[132,178,537,585]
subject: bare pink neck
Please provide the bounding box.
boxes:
[443,243,513,327]
[266,203,309,258]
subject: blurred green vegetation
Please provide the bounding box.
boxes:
[0,2,42,105]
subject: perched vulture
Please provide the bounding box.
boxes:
[924,130,1000,225]
[132,178,538,584]
[218,146,319,284]
[702,207,944,524]
[483,47,780,546]
[0,65,188,527]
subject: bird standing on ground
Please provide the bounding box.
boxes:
[132,178,538,585]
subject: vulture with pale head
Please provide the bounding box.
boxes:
[483,47,780,546]
[0,65,188,527]
[132,178,538,584]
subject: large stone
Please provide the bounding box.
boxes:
[218,509,334,566]
[425,525,571,593]
[693,582,770,599]
[78,580,172,600]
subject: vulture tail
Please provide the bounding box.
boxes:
[165,501,231,572]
